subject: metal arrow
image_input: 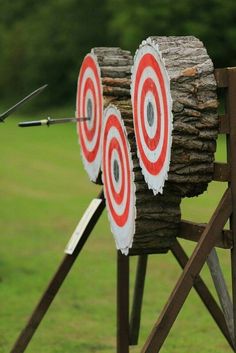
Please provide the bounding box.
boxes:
[18,116,90,128]
[0,84,48,122]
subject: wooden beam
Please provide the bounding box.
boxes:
[215,68,228,88]
[141,188,232,353]
[129,255,148,345]
[213,162,230,182]
[179,220,233,249]
[219,114,230,134]
[207,249,234,342]
[172,241,234,349]
[117,251,130,353]
[128,248,167,256]
[226,67,236,349]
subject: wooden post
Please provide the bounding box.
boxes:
[141,188,232,353]
[117,251,130,353]
[172,241,234,349]
[227,68,236,349]
[207,249,234,342]
[129,255,148,345]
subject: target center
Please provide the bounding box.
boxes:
[147,101,154,127]
[87,98,93,126]
[113,159,120,183]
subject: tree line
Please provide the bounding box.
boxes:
[0,0,235,107]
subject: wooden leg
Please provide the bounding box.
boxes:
[227,68,236,351]
[10,192,105,353]
[172,241,234,350]
[141,188,232,353]
[117,251,129,353]
[231,248,236,351]
[207,248,234,342]
[130,255,148,345]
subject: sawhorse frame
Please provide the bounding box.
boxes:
[9,67,236,353]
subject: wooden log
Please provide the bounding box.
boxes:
[207,249,234,342]
[76,47,133,184]
[92,47,132,101]
[102,104,181,254]
[131,36,218,197]
[157,36,218,197]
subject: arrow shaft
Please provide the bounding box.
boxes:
[18,117,89,128]
[49,117,88,125]
[0,84,47,122]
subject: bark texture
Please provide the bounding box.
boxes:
[114,103,181,253]
[90,38,218,253]
[91,47,133,184]
[92,47,132,106]
[147,36,218,197]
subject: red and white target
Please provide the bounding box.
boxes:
[131,38,173,195]
[76,53,103,183]
[102,105,135,254]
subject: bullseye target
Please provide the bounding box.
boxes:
[76,53,103,183]
[102,105,135,254]
[131,38,173,195]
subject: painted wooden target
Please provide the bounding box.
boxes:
[131,39,173,195]
[132,36,218,198]
[102,105,135,254]
[102,104,181,255]
[76,53,103,183]
[76,47,133,184]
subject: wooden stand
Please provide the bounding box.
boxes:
[128,67,236,353]
[9,67,236,353]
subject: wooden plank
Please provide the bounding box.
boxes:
[10,191,105,353]
[171,241,234,349]
[207,249,234,342]
[179,220,233,249]
[129,255,148,345]
[215,68,228,88]
[117,251,129,353]
[213,162,230,182]
[141,188,232,353]
[128,248,167,256]
[226,67,236,349]
[219,114,230,134]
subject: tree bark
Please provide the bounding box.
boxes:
[111,103,181,253]
[146,36,218,197]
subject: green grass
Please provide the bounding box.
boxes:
[0,111,232,353]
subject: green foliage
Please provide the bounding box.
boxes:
[0,0,110,106]
[108,0,236,67]
[0,0,236,107]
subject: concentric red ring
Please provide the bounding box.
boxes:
[133,52,169,175]
[82,78,97,141]
[77,54,103,164]
[108,137,125,205]
[103,113,131,227]
[140,77,161,151]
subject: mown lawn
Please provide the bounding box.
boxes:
[0,108,232,353]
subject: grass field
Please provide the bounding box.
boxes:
[0,107,232,353]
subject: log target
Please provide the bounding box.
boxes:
[76,53,103,183]
[102,105,135,254]
[102,104,181,255]
[131,42,173,195]
[76,47,133,184]
[132,36,218,197]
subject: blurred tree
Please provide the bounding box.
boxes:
[0,0,235,107]
[0,0,110,107]
[107,0,236,67]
